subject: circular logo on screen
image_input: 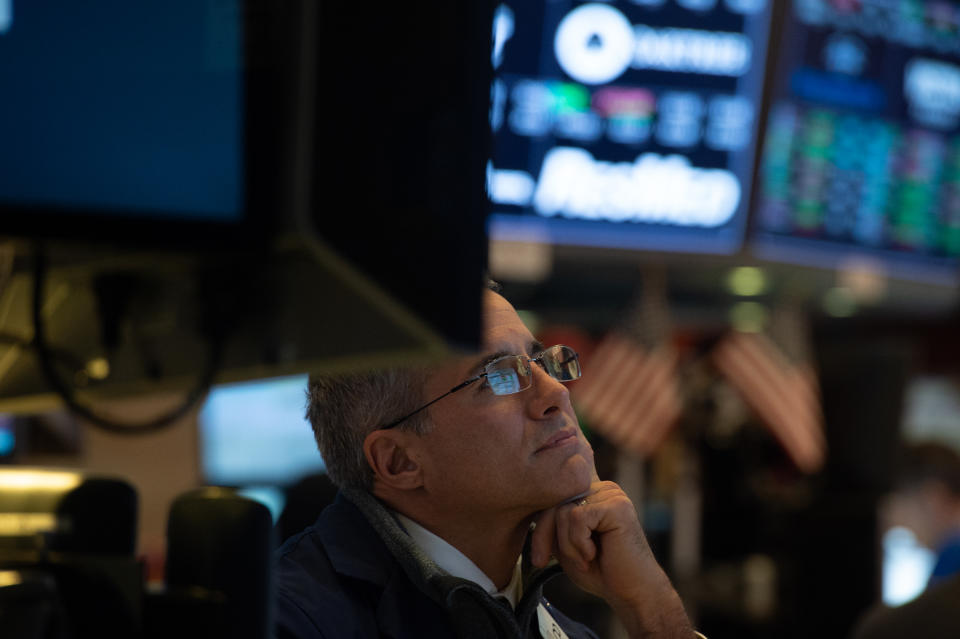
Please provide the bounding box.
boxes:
[554,4,634,85]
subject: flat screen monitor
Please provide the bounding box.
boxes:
[752,0,960,285]
[0,0,283,246]
[198,374,324,488]
[487,0,775,254]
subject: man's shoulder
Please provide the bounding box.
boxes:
[274,497,386,638]
[275,523,336,595]
[276,492,388,577]
[274,493,455,639]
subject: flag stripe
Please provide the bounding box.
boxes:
[573,333,682,457]
[713,331,825,472]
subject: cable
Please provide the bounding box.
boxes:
[31,241,223,435]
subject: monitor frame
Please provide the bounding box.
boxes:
[0,0,302,251]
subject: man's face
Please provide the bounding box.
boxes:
[412,291,594,519]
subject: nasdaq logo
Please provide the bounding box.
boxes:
[0,0,10,34]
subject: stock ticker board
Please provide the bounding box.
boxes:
[754,0,960,284]
[486,0,774,255]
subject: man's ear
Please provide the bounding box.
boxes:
[363,429,424,491]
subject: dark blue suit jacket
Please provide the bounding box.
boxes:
[274,492,598,639]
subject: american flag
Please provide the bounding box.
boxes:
[711,307,826,474]
[571,268,683,457]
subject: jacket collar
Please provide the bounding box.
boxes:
[316,491,398,587]
[317,491,451,638]
[317,488,565,638]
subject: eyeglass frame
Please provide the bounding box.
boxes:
[378,344,581,430]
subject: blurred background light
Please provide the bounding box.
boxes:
[0,470,80,491]
[729,301,768,333]
[84,357,111,381]
[822,286,857,317]
[0,571,22,587]
[882,526,934,606]
[726,266,768,297]
[837,257,888,304]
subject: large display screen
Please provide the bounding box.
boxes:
[753,0,960,284]
[487,0,774,254]
[0,0,243,222]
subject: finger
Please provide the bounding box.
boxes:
[575,482,622,517]
[568,502,598,563]
[554,502,584,571]
[559,483,629,563]
[530,506,558,568]
[557,502,596,571]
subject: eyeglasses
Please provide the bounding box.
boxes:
[380,344,581,430]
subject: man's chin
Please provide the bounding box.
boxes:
[556,454,595,500]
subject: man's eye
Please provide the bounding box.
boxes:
[487,370,521,394]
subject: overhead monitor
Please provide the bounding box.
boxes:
[752,0,960,285]
[0,0,293,247]
[487,0,775,254]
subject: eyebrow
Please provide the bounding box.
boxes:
[471,340,546,373]
[471,350,510,374]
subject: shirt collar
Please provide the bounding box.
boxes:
[393,511,523,609]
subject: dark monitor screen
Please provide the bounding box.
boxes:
[0,1,243,223]
[752,0,960,285]
[487,0,774,254]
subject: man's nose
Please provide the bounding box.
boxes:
[526,361,571,416]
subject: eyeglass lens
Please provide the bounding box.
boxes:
[540,344,581,382]
[485,345,581,396]
[486,358,530,395]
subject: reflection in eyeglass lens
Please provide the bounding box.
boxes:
[542,346,580,381]
[487,361,524,395]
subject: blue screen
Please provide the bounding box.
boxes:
[199,375,325,487]
[0,415,14,457]
[0,0,243,220]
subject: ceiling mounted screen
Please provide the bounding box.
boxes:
[487,0,774,254]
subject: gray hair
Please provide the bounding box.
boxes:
[305,366,431,490]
